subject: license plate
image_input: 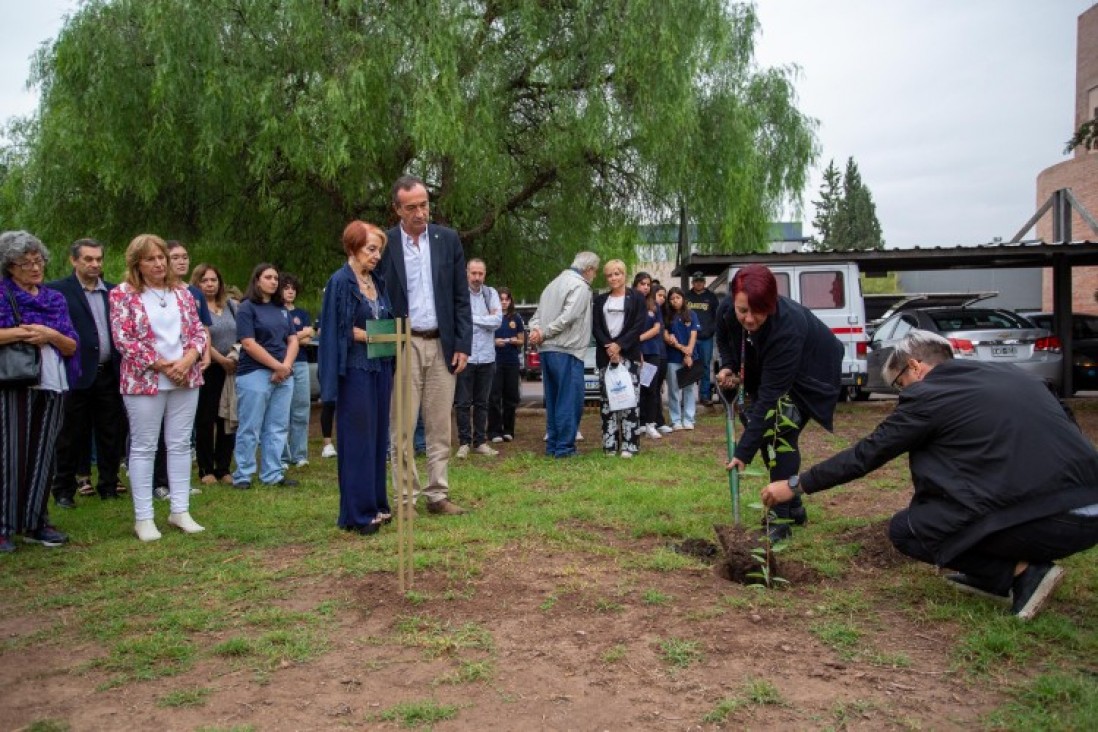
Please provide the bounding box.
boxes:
[991,345,1016,357]
[585,377,599,390]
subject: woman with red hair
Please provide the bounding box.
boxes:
[716,264,843,543]
[318,221,395,536]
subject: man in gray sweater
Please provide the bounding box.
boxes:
[529,252,599,457]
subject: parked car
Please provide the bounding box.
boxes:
[863,307,1063,395]
[583,340,600,404]
[1020,312,1098,392]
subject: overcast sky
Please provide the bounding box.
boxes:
[1,1,1094,248]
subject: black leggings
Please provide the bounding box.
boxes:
[321,402,336,439]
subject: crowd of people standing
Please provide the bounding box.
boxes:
[5,175,1095,622]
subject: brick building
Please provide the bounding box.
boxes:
[1038,4,1098,312]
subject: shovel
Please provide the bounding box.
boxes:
[715,385,741,525]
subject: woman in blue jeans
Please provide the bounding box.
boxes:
[279,273,314,468]
[232,263,299,489]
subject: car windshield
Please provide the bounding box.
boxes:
[926,309,1030,331]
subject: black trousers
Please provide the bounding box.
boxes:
[194,362,235,479]
[889,507,1098,596]
[640,354,664,426]
[740,401,806,521]
[455,362,495,447]
[52,366,125,500]
[488,362,521,439]
[320,401,336,439]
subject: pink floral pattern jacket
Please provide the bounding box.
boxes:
[109,282,208,395]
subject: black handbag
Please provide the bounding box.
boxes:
[0,285,42,387]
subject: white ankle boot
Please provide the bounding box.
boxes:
[134,519,161,542]
[168,512,205,534]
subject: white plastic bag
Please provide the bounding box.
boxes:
[604,362,638,411]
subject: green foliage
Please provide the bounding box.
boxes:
[1065,118,1098,154]
[989,672,1098,731]
[378,699,460,727]
[702,677,783,723]
[659,637,703,668]
[812,157,884,251]
[1,0,815,297]
[157,687,212,708]
[762,394,799,468]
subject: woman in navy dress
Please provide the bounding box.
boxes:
[318,221,394,536]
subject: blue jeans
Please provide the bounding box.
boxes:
[666,362,696,427]
[541,350,584,457]
[233,369,293,484]
[282,361,311,464]
[696,337,714,401]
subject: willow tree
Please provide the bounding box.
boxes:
[2,0,815,297]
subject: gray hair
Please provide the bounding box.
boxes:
[0,231,50,278]
[881,329,954,385]
[570,251,600,272]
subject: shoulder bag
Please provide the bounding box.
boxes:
[0,285,42,387]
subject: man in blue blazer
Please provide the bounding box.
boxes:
[381,175,473,515]
[47,239,126,505]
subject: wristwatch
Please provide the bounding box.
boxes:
[787,474,804,498]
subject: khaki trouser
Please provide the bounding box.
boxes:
[392,336,455,504]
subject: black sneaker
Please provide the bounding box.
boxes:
[232,480,252,490]
[24,525,70,547]
[1011,563,1065,620]
[265,478,299,487]
[765,523,792,545]
[944,572,1010,601]
[55,496,77,509]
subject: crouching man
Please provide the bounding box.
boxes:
[757,330,1098,620]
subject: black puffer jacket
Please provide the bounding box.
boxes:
[715,295,843,464]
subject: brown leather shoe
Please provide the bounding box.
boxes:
[426,499,465,515]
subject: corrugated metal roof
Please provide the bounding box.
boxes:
[674,240,1098,277]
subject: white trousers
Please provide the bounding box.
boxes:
[123,388,200,521]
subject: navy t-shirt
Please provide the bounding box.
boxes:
[236,299,293,376]
[666,311,699,365]
[494,312,525,366]
[286,306,312,363]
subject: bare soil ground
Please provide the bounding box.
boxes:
[3,399,1095,731]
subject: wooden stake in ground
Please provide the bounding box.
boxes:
[371,317,414,591]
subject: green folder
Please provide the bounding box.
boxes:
[366,318,398,358]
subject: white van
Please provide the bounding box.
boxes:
[727,262,869,400]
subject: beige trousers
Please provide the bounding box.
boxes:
[392,336,455,504]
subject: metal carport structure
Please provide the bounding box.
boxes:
[673,240,1098,395]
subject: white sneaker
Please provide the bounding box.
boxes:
[575,431,584,441]
[134,519,161,542]
[190,487,202,495]
[473,444,499,456]
[657,425,673,434]
[295,459,310,468]
[684,423,695,430]
[619,450,634,459]
[321,444,337,458]
[456,444,470,459]
[503,434,513,442]
[168,512,205,534]
[543,433,548,441]
[491,436,504,443]
[645,424,661,439]
[672,423,684,431]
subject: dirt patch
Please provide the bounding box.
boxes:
[713,524,822,585]
[839,520,912,569]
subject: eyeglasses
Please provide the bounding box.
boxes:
[13,258,46,271]
[890,363,912,391]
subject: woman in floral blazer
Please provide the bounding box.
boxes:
[110,234,208,542]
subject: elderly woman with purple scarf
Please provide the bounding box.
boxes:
[0,231,80,554]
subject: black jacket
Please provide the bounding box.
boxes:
[801,359,1098,565]
[380,224,472,370]
[685,287,721,340]
[592,288,647,369]
[46,273,118,390]
[715,295,842,464]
